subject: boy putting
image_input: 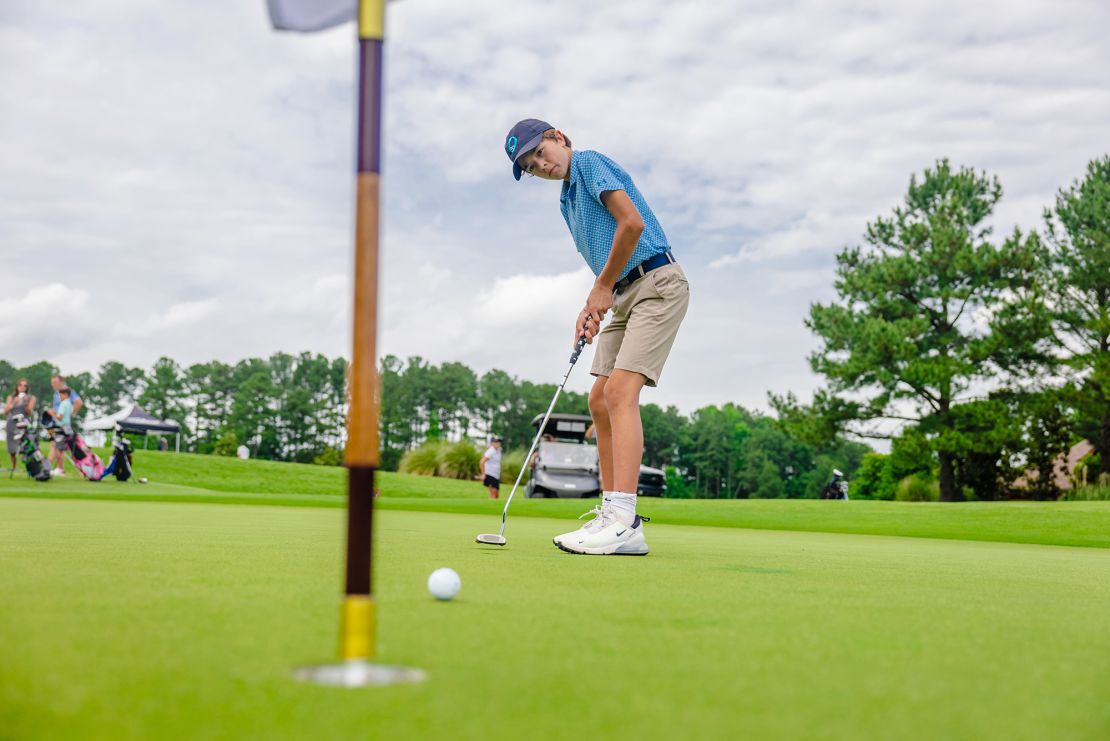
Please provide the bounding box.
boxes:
[504,119,689,555]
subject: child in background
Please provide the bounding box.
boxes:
[48,387,73,477]
[480,437,503,499]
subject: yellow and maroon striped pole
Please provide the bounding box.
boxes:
[339,0,386,664]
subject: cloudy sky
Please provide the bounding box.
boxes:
[2,0,1107,414]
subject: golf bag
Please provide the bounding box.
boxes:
[43,411,105,481]
[97,426,133,482]
[10,414,50,482]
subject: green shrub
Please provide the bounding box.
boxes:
[890,428,935,479]
[213,431,238,457]
[895,473,939,502]
[498,448,530,485]
[854,453,896,500]
[664,465,691,498]
[1062,485,1110,501]
[380,447,403,472]
[1072,453,1103,489]
[313,447,343,467]
[439,440,481,480]
[399,440,447,477]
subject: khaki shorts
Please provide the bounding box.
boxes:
[591,262,689,387]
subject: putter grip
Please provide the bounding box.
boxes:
[570,335,587,364]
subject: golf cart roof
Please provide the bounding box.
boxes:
[530,413,592,442]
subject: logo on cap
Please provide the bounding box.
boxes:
[505,119,553,180]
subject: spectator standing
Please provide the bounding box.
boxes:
[480,437,503,500]
[4,379,37,471]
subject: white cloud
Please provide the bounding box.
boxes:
[474,269,595,328]
[113,299,221,339]
[0,283,90,350]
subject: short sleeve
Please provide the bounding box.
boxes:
[580,152,626,204]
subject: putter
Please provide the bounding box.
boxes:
[476,334,590,546]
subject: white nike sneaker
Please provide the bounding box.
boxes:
[552,505,608,546]
[557,514,650,556]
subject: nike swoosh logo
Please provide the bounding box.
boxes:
[615,529,626,536]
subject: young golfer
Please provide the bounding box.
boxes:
[48,388,73,477]
[480,437,503,500]
[504,119,689,555]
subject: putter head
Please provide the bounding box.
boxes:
[475,533,507,546]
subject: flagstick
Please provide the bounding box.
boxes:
[294,0,423,687]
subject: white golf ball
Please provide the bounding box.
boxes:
[427,567,461,601]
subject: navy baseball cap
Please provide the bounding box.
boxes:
[504,118,553,181]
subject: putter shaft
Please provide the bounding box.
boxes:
[484,336,589,542]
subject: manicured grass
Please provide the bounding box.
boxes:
[0,449,480,505]
[5,451,1110,549]
[2,498,1108,740]
[88,448,479,498]
[376,496,1110,549]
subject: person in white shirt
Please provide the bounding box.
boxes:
[479,437,503,500]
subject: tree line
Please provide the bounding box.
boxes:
[0,355,348,462]
[0,348,865,496]
[379,357,869,498]
[1,353,866,498]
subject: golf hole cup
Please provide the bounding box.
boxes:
[427,568,461,601]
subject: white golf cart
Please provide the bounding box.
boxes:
[523,413,667,498]
[525,413,600,498]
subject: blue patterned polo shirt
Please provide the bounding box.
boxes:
[559,150,671,280]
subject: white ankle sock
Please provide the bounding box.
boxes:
[601,491,614,511]
[609,492,636,526]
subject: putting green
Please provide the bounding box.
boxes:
[1,498,1108,740]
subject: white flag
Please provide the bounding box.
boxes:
[266,0,357,32]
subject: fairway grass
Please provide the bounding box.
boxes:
[5,453,1110,549]
[2,499,1109,740]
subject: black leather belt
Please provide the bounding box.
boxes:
[613,252,676,294]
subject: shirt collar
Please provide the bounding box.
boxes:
[560,151,579,201]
